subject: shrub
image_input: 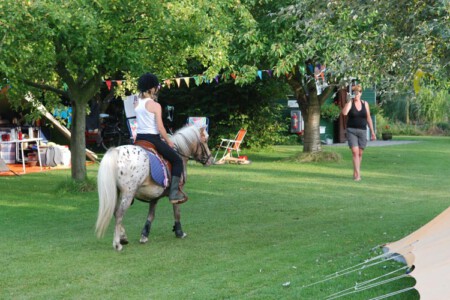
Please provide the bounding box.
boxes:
[436,122,450,132]
[216,101,290,149]
[320,103,341,121]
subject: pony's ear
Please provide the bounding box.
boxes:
[200,127,208,142]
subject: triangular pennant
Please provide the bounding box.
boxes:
[215,76,219,83]
[63,83,68,91]
[175,78,181,87]
[116,80,122,86]
[266,70,273,77]
[183,77,190,88]
[231,73,237,80]
[105,80,112,90]
[194,76,201,86]
[257,70,263,80]
[164,79,172,89]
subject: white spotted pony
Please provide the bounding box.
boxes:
[95,126,213,251]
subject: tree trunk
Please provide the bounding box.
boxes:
[288,73,335,153]
[70,99,87,181]
[57,67,102,181]
[301,93,322,152]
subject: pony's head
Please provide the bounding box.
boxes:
[172,126,213,166]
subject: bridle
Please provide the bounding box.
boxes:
[175,131,211,165]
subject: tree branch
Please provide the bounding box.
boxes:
[318,85,336,106]
[54,37,76,88]
[23,80,68,97]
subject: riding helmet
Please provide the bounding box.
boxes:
[137,73,159,92]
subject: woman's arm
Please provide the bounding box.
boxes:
[365,102,377,140]
[153,102,175,148]
[342,95,352,116]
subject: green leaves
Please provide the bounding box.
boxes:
[232,0,448,93]
[320,103,341,121]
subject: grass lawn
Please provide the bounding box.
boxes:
[1,136,449,299]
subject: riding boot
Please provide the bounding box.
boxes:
[169,176,188,204]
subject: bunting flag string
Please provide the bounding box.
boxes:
[163,70,283,87]
[101,79,124,90]
[5,64,329,95]
[101,68,291,90]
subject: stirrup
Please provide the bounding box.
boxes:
[170,197,188,205]
[169,192,188,204]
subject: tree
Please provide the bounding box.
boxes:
[0,0,254,180]
[229,0,449,152]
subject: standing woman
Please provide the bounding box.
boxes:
[134,72,187,204]
[342,84,376,181]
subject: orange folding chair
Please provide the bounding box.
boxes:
[214,128,247,163]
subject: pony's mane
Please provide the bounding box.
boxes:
[171,126,207,155]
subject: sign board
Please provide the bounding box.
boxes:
[287,100,299,108]
[187,117,209,132]
[124,94,138,118]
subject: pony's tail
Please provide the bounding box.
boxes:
[95,148,119,238]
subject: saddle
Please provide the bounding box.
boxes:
[134,140,171,188]
[134,140,187,201]
[135,140,172,170]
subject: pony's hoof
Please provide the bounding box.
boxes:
[173,222,187,238]
[176,232,187,239]
[139,236,148,244]
[113,242,123,251]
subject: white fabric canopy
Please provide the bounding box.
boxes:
[383,207,450,300]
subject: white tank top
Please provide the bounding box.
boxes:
[135,98,159,134]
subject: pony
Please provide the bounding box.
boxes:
[95,126,213,251]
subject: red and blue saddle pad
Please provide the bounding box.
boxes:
[144,149,169,188]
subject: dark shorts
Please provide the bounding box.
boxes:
[346,128,367,149]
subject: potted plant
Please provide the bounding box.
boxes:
[382,125,392,140]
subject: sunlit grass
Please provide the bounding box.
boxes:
[0,136,449,299]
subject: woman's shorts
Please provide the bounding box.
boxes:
[346,127,367,149]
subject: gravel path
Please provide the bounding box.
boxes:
[326,140,418,147]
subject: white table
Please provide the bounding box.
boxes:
[0,138,43,173]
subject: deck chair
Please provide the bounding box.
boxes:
[0,157,19,176]
[214,128,247,163]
